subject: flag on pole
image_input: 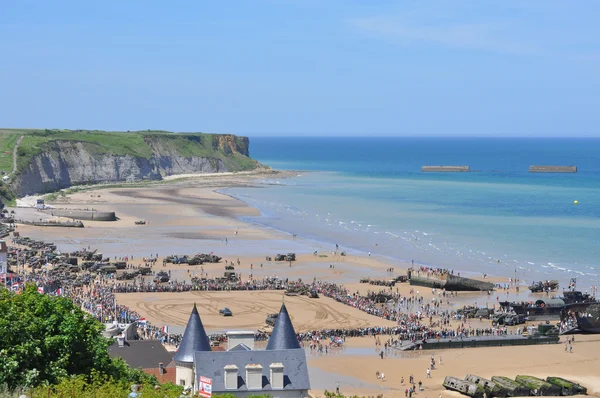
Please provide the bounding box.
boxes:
[56,288,63,296]
[162,325,169,334]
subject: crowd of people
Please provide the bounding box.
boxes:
[4,237,535,352]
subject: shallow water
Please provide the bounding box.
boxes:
[227,137,600,291]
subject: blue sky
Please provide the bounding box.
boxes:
[1,0,599,137]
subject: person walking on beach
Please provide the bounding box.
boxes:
[336,382,340,394]
[427,368,431,378]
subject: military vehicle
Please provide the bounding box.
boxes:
[98,265,117,273]
[134,220,146,225]
[113,261,127,270]
[219,308,233,317]
[504,314,526,326]
[529,280,559,293]
[274,253,296,261]
[117,272,137,280]
[154,271,169,283]
[138,267,153,276]
[224,271,237,280]
[266,313,278,326]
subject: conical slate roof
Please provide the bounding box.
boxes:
[266,303,300,350]
[173,303,211,362]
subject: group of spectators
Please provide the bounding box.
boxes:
[6,237,534,352]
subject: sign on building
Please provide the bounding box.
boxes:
[198,376,212,398]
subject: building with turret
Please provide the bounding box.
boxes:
[176,302,310,397]
[174,303,212,388]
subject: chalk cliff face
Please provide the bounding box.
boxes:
[13,135,256,196]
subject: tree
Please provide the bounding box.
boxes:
[29,375,183,398]
[0,284,116,388]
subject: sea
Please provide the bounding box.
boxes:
[224,137,600,291]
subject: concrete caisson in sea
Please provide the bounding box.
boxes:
[421,165,470,172]
[528,165,577,173]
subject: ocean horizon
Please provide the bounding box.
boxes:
[224,137,600,291]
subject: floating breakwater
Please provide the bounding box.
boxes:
[529,165,577,173]
[421,166,470,172]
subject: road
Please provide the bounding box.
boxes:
[9,135,24,176]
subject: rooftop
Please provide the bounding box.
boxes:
[107,340,173,370]
[194,348,310,392]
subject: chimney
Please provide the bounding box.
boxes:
[245,364,263,390]
[224,365,238,390]
[159,363,165,375]
[269,363,284,389]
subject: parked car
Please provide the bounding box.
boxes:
[219,308,233,316]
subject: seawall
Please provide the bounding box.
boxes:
[43,209,117,221]
[529,165,577,173]
[421,166,470,172]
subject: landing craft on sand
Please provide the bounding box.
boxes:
[561,302,600,334]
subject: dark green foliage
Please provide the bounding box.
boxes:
[0,284,155,389]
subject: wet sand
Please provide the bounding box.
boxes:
[11,174,600,397]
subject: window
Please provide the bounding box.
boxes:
[180,379,186,386]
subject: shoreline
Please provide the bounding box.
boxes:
[12,168,581,292]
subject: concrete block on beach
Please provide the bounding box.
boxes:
[443,376,485,398]
[515,375,561,396]
[42,209,117,221]
[546,377,588,396]
[491,376,530,397]
[465,374,508,397]
[422,165,470,172]
[528,165,577,173]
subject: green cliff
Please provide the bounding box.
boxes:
[0,129,260,199]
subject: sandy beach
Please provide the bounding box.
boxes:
[10,173,600,397]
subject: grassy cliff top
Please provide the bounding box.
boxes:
[0,128,255,173]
